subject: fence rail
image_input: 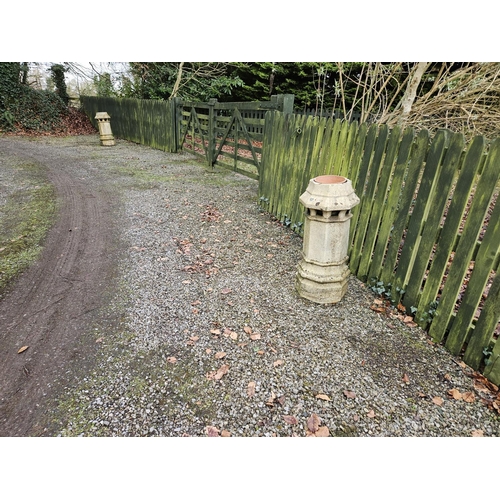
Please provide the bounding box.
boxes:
[80,96,500,385]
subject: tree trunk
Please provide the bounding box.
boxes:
[397,62,430,125]
[170,62,184,99]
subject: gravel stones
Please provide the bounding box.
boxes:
[6,135,499,437]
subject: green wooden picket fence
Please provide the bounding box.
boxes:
[80,96,500,385]
[260,111,500,385]
[80,96,177,152]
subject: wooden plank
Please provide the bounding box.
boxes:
[293,117,323,231]
[416,136,486,326]
[350,124,389,276]
[214,101,280,110]
[465,262,500,370]
[348,123,378,253]
[357,125,403,279]
[267,112,289,216]
[403,132,465,309]
[331,120,351,175]
[314,119,342,178]
[429,138,500,343]
[273,113,295,219]
[258,110,274,203]
[234,108,261,171]
[308,119,333,180]
[266,111,286,215]
[215,116,266,127]
[345,121,367,187]
[369,127,415,281]
[337,120,360,179]
[483,338,500,386]
[394,130,449,303]
[380,129,429,289]
[286,116,314,228]
[444,190,500,355]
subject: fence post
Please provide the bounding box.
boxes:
[207,98,217,166]
[274,94,294,114]
[171,97,182,152]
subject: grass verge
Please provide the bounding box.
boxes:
[0,159,57,297]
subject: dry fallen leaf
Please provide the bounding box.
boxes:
[229,331,238,340]
[207,364,229,380]
[471,429,484,437]
[472,373,498,393]
[316,394,331,401]
[367,410,375,418]
[402,373,410,384]
[247,381,256,397]
[266,391,277,407]
[215,352,227,359]
[307,413,320,433]
[166,356,177,364]
[473,379,491,393]
[283,415,298,425]
[206,426,220,437]
[17,346,29,354]
[220,430,231,437]
[244,326,253,334]
[343,390,356,399]
[189,336,199,342]
[448,388,462,400]
[220,288,232,294]
[273,359,284,367]
[462,392,476,403]
[250,333,261,341]
[314,426,330,437]
[214,364,229,380]
[432,396,444,406]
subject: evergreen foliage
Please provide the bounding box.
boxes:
[0,62,67,132]
[49,64,70,105]
[122,63,243,101]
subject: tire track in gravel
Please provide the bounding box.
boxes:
[0,139,117,436]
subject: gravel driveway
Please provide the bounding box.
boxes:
[0,134,498,437]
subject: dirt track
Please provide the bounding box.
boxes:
[0,136,119,436]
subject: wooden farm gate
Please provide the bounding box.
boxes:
[175,95,294,180]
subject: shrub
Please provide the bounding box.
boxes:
[0,62,68,132]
